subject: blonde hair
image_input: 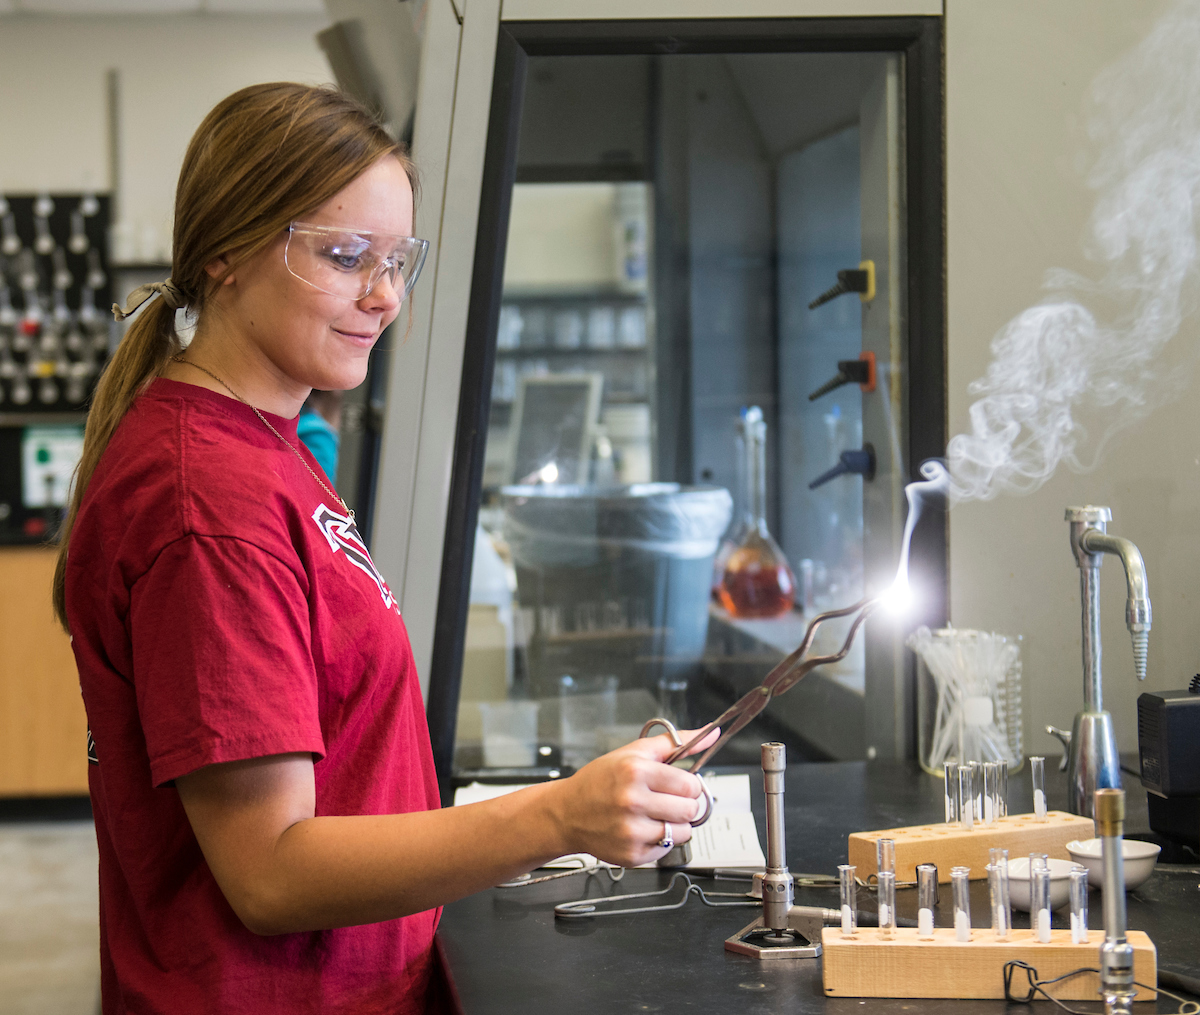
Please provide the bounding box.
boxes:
[53,83,415,630]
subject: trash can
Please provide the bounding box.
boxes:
[500,483,733,701]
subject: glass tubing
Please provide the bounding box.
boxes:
[945,759,1009,829]
[987,847,1011,939]
[1030,853,1052,943]
[838,864,857,938]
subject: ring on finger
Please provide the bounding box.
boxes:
[657,822,674,850]
[690,779,715,827]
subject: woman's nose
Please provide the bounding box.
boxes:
[361,270,402,312]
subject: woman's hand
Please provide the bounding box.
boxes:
[548,727,719,868]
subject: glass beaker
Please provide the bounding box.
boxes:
[909,626,1024,776]
[479,700,540,768]
[717,407,795,618]
[558,674,618,770]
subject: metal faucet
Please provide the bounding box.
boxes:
[1048,507,1151,818]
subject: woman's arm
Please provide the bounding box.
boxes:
[175,730,713,935]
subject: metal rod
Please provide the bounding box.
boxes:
[761,743,793,934]
[1081,563,1103,711]
[106,68,121,223]
[1096,788,1135,1015]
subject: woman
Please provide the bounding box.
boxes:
[56,83,711,1014]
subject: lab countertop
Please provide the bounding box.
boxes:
[437,759,1200,1013]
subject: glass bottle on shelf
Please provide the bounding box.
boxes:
[717,406,796,618]
[711,409,751,597]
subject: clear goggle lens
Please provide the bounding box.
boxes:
[284,222,429,301]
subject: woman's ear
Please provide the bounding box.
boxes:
[204,254,235,285]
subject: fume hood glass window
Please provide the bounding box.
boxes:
[455,52,906,773]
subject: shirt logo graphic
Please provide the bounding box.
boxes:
[311,503,398,610]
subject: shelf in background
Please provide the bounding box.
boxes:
[501,287,646,303]
[495,344,647,357]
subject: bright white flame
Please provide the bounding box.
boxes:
[538,462,559,484]
[880,575,915,615]
[882,461,949,614]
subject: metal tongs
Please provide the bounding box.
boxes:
[496,855,625,890]
[643,596,882,827]
[554,871,760,919]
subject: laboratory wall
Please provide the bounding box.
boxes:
[0,10,330,795]
[0,13,331,263]
[944,0,1192,756]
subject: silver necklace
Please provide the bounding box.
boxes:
[171,356,354,520]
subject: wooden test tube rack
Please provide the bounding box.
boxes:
[822,928,1156,1000]
[848,811,1096,882]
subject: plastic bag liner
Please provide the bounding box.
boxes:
[500,484,733,698]
[501,483,732,566]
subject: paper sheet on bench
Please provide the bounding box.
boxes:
[453,773,765,869]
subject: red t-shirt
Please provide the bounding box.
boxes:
[66,378,442,1015]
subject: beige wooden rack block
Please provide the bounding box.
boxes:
[822,927,1156,1000]
[848,812,1096,882]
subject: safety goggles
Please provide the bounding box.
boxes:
[284,222,429,302]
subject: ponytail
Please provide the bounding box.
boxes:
[52,296,181,630]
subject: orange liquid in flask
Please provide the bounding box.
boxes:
[717,407,796,619]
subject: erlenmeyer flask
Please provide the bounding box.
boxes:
[717,407,796,618]
[711,407,752,598]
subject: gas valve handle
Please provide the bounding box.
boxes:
[1046,725,1072,771]
[808,260,876,310]
[809,444,876,491]
[808,351,876,401]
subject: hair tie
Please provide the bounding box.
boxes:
[111,278,186,322]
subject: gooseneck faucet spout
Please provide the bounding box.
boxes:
[1078,529,1151,682]
[1053,507,1152,818]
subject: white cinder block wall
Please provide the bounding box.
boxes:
[0,13,332,261]
[945,0,1196,757]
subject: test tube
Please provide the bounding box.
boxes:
[987,861,1011,939]
[838,864,857,938]
[1032,864,1052,943]
[951,866,971,942]
[970,761,985,825]
[1070,865,1089,944]
[917,863,937,939]
[1031,756,1048,821]
[944,761,960,824]
[877,870,896,940]
[998,759,1010,817]
[983,762,1000,825]
[876,838,896,876]
[958,764,974,830]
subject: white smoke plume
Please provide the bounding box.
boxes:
[946,0,1200,503]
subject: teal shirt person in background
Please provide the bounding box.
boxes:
[297,390,343,481]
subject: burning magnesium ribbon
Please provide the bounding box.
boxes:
[651,461,950,794]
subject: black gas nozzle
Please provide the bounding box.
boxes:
[808,260,875,310]
[809,444,876,490]
[808,351,877,401]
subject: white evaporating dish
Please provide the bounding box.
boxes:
[1065,838,1161,891]
[1006,857,1076,911]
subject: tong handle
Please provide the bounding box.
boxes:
[640,718,716,826]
